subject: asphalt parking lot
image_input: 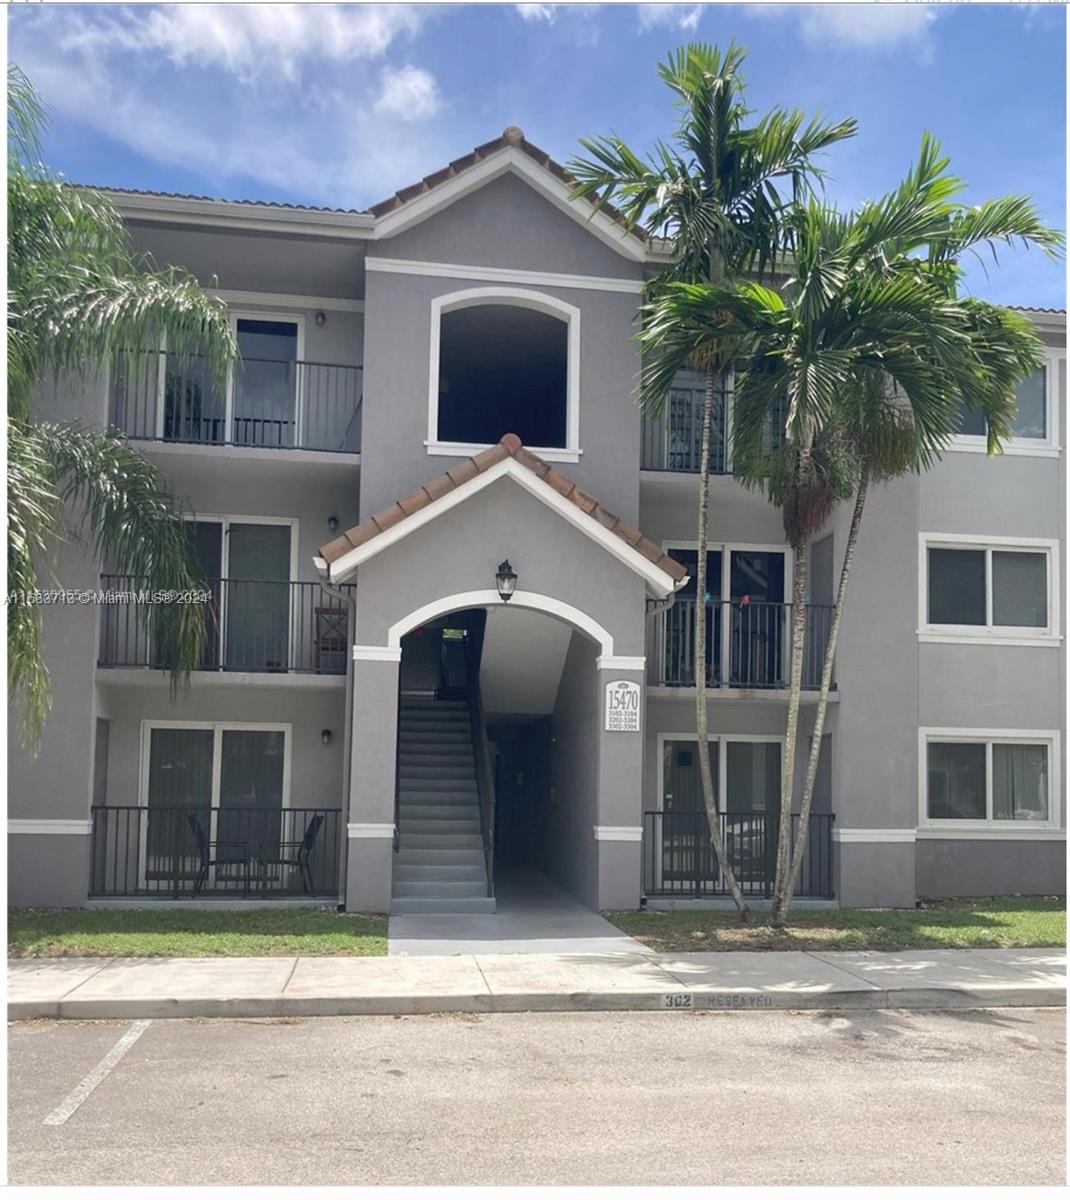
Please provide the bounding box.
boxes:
[7,1007,1066,1187]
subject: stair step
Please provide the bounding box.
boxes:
[398,749,475,762]
[399,764,475,779]
[398,786,478,801]
[399,815,481,831]
[394,863,486,882]
[391,896,497,915]
[396,848,485,866]
[392,879,488,898]
[397,804,480,821]
[398,833,484,849]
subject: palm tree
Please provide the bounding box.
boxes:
[569,42,856,919]
[8,65,238,745]
[640,133,1062,923]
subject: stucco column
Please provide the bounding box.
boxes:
[593,658,646,910]
[344,648,400,913]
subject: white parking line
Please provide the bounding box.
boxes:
[43,1020,152,1127]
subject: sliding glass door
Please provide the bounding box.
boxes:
[232,318,300,448]
[224,523,292,671]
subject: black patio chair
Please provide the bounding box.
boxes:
[257,813,326,895]
[186,812,252,894]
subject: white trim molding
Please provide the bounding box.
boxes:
[915,828,1066,841]
[367,256,642,295]
[9,819,92,836]
[426,286,581,462]
[833,828,916,844]
[918,727,1062,834]
[347,823,396,839]
[352,645,403,663]
[918,532,1060,645]
[327,455,679,598]
[387,589,615,657]
[593,825,643,842]
[596,655,646,672]
[372,145,647,261]
[214,289,364,314]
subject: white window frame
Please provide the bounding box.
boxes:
[918,727,1061,834]
[137,720,293,887]
[657,732,787,812]
[919,532,1060,646]
[425,286,581,463]
[949,347,1063,458]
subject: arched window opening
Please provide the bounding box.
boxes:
[437,304,568,448]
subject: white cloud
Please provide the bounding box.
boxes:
[515,4,557,22]
[637,4,703,34]
[754,3,938,52]
[53,3,425,82]
[374,65,441,121]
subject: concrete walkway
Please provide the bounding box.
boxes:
[389,870,652,956]
[8,948,1064,1021]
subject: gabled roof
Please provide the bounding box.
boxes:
[317,434,687,595]
[368,125,642,239]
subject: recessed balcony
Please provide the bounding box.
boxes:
[109,350,363,455]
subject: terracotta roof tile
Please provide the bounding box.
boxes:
[319,434,687,586]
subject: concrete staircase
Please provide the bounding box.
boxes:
[391,696,495,914]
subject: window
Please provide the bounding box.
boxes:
[922,732,1057,829]
[921,536,1057,642]
[953,355,1060,454]
[428,289,580,461]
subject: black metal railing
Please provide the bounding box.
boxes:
[643,810,835,898]
[110,349,363,453]
[640,389,729,473]
[98,575,354,675]
[646,598,834,690]
[90,805,342,898]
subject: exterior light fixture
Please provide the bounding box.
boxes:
[315,311,327,327]
[321,729,333,746]
[327,515,339,534]
[495,560,517,603]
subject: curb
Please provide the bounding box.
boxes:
[9,985,1065,1022]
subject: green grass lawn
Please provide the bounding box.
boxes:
[8,907,388,958]
[606,896,1066,954]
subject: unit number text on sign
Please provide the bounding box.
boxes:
[605,679,641,732]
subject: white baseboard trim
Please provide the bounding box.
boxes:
[347,822,396,839]
[9,819,92,835]
[593,825,643,842]
[833,828,916,844]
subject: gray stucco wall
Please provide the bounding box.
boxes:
[542,632,601,907]
[380,171,644,281]
[361,182,643,523]
[916,839,1066,899]
[351,475,648,658]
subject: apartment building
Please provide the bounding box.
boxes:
[8,127,1066,914]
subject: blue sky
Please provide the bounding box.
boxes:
[10,2,1067,305]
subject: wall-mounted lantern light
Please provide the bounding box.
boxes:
[321,729,333,746]
[326,515,339,534]
[495,560,517,603]
[315,311,327,327]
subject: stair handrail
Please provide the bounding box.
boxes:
[464,629,496,900]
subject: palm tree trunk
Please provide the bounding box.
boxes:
[778,463,869,918]
[696,362,749,921]
[770,534,809,925]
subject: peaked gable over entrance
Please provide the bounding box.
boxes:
[317,434,687,596]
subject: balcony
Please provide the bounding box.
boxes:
[109,349,362,453]
[647,598,835,691]
[642,810,835,898]
[98,575,354,676]
[90,804,342,898]
[640,386,729,474]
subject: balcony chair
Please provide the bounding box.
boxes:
[257,813,326,895]
[187,812,253,894]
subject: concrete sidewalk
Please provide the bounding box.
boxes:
[8,947,1065,1020]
